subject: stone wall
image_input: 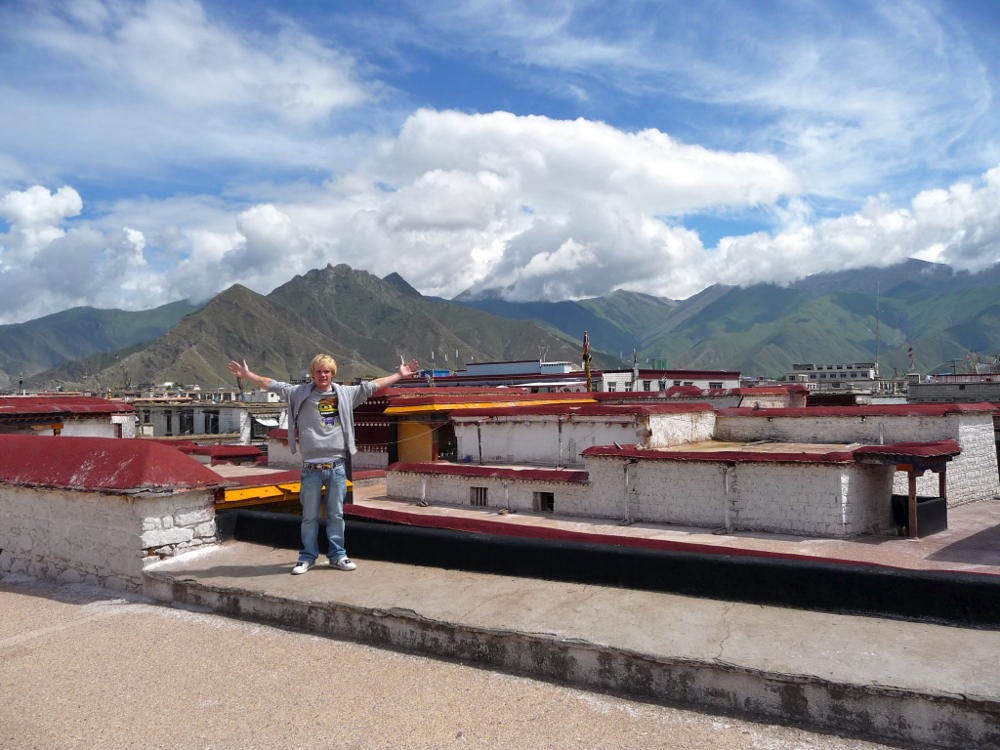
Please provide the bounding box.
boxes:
[386,469,590,515]
[584,455,895,537]
[715,412,999,506]
[0,485,217,592]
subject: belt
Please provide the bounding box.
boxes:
[303,460,343,470]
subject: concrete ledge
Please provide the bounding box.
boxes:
[143,559,1000,750]
[223,509,1000,628]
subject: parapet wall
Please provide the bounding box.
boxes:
[0,484,217,591]
[0,434,223,592]
[715,409,999,506]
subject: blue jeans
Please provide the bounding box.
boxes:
[298,462,348,563]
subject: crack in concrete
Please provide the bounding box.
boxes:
[713,601,735,662]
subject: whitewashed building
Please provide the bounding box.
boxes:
[387,399,993,539]
[0,396,136,438]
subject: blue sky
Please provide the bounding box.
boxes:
[1,0,999,324]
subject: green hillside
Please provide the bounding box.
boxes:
[30,265,617,390]
[0,300,199,389]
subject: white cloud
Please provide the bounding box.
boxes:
[3,108,1000,325]
[708,166,1000,287]
[28,0,368,125]
[397,0,998,200]
[0,0,376,188]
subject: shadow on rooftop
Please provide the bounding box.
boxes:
[927,524,1000,566]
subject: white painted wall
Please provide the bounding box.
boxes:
[386,469,590,514]
[584,455,895,537]
[453,411,716,466]
[58,418,119,438]
[0,485,217,591]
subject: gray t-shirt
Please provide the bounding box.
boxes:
[267,379,378,460]
[296,388,346,462]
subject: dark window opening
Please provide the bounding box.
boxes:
[533,491,554,513]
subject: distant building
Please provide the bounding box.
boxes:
[908,371,1000,404]
[133,398,283,443]
[785,362,902,395]
[394,359,741,394]
[0,395,136,438]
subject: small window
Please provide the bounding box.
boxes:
[643,380,651,391]
[683,381,693,386]
[709,381,723,389]
[673,380,682,386]
[607,382,617,392]
[658,380,667,390]
[533,491,554,513]
[470,486,488,507]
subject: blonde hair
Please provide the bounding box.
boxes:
[309,354,338,377]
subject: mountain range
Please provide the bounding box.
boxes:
[5,258,999,391]
[12,264,617,390]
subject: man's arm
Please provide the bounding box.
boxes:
[371,358,419,391]
[227,359,275,390]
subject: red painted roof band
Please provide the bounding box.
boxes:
[388,462,589,483]
[0,435,223,491]
[718,402,998,418]
[0,396,134,415]
[189,445,263,458]
[582,440,961,464]
[590,385,806,400]
[341,503,965,573]
[452,403,714,419]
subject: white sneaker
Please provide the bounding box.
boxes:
[330,557,357,571]
[291,560,314,575]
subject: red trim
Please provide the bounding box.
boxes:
[388,462,589,483]
[0,396,134,416]
[452,402,714,418]
[341,503,925,571]
[853,440,960,459]
[223,469,303,486]
[582,439,961,464]
[582,444,857,464]
[189,445,262,458]
[718,403,998,418]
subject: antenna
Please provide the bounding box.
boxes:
[873,280,880,376]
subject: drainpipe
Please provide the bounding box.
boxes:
[723,463,736,532]
[622,457,638,525]
[476,419,484,464]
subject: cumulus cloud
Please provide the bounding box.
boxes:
[3,108,1000,325]
[707,166,1000,288]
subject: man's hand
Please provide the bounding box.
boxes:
[398,357,420,378]
[227,360,251,379]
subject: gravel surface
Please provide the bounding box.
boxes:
[0,576,895,750]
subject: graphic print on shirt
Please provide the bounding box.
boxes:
[318,395,339,428]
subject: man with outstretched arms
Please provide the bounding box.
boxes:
[227,354,419,574]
